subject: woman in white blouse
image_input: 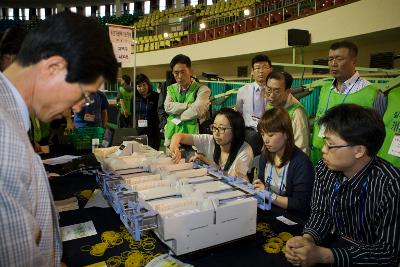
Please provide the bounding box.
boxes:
[169,108,253,180]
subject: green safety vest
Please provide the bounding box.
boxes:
[118,86,134,115]
[287,102,304,119]
[310,83,378,165]
[164,82,201,139]
[266,101,304,119]
[31,115,50,143]
[377,87,400,168]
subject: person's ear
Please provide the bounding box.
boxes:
[40,55,67,77]
[354,145,367,159]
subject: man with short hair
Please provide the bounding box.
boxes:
[285,104,400,266]
[236,54,272,156]
[164,54,211,146]
[0,11,118,266]
[265,70,310,155]
[310,41,385,165]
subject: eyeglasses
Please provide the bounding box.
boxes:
[323,141,353,151]
[253,64,271,72]
[210,125,232,134]
[79,83,95,107]
[264,87,283,97]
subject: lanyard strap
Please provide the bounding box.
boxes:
[266,164,287,195]
[325,77,360,112]
[138,97,149,120]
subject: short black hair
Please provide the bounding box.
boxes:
[330,40,358,57]
[266,70,293,90]
[251,54,272,68]
[122,75,131,84]
[170,54,191,69]
[136,73,152,89]
[319,104,385,156]
[0,27,27,56]
[16,11,118,83]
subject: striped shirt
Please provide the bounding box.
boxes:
[330,71,387,116]
[304,157,400,266]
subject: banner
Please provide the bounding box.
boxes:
[108,26,133,64]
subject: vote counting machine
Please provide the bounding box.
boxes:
[94,141,272,255]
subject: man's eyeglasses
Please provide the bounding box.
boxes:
[79,83,95,107]
[210,125,232,134]
[323,140,353,151]
[253,64,271,72]
[264,87,282,97]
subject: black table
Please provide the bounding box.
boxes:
[50,168,305,267]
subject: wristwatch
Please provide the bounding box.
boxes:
[271,193,277,202]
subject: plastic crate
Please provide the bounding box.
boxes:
[69,127,105,150]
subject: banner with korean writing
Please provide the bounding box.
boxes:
[108,26,132,64]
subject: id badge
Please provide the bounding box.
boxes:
[84,113,95,122]
[388,134,400,157]
[172,117,182,125]
[138,119,148,128]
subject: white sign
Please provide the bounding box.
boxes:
[108,26,132,64]
[388,134,400,157]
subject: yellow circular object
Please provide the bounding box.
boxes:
[125,251,145,267]
[278,232,293,242]
[79,189,93,200]
[263,242,281,254]
[90,242,108,257]
[106,256,122,267]
[267,237,284,247]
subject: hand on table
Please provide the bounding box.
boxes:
[285,236,333,267]
[252,179,265,191]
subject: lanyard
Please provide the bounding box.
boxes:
[325,77,360,112]
[138,97,149,120]
[266,164,287,195]
[333,177,368,237]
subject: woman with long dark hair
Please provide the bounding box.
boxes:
[253,107,314,219]
[170,108,253,179]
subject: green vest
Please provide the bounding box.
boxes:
[266,101,304,119]
[310,83,378,165]
[118,86,134,115]
[31,115,50,143]
[164,82,201,139]
[377,87,400,168]
[287,102,304,119]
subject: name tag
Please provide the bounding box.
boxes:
[138,119,148,128]
[172,117,182,125]
[84,113,95,122]
[388,134,400,157]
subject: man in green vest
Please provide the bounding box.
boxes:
[377,87,400,168]
[310,40,386,165]
[264,70,310,155]
[164,54,211,147]
[117,75,134,128]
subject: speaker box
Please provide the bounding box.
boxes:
[288,29,310,46]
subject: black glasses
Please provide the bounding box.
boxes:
[79,83,95,107]
[323,141,353,151]
[210,125,232,134]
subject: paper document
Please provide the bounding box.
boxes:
[61,221,97,242]
[42,155,81,165]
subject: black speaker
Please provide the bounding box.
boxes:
[288,29,310,46]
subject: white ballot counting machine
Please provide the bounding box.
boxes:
[95,141,272,255]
